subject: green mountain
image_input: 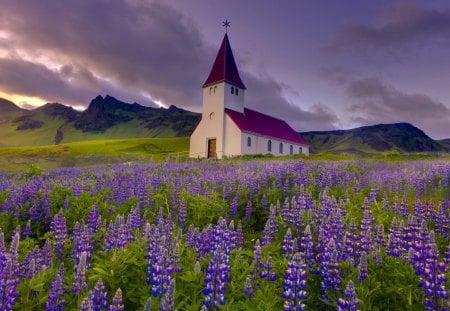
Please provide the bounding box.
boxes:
[301,123,449,154]
[0,95,200,147]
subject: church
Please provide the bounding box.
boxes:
[189,31,309,159]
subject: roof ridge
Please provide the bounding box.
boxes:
[203,33,246,89]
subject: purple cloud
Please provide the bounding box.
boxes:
[345,77,450,138]
[326,2,450,52]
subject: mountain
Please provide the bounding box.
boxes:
[301,123,449,154]
[438,138,450,150]
[0,98,25,113]
[0,95,200,147]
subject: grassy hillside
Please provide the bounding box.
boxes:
[0,137,189,171]
[302,123,448,154]
[0,96,200,147]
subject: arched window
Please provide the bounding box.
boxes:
[290,145,293,155]
[299,147,302,154]
[231,86,234,94]
[214,86,217,94]
[247,136,251,147]
[235,88,239,96]
[209,87,212,95]
[279,142,283,154]
[268,140,272,152]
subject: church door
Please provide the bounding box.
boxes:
[207,139,217,158]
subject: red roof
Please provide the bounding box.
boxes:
[225,108,309,145]
[203,34,246,89]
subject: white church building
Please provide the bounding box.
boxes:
[190,32,309,159]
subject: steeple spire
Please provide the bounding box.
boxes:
[202,33,246,89]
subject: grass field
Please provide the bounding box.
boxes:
[0,136,449,171]
[0,137,189,171]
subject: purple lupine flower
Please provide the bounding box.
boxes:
[160,278,175,311]
[344,219,360,266]
[282,253,307,311]
[320,239,340,298]
[87,204,101,233]
[374,248,383,266]
[261,194,268,210]
[0,231,20,311]
[108,288,124,311]
[262,204,278,246]
[260,256,277,281]
[230,195,238,218]
[245,200,252,220]
[50,210,67,260]
[418,231,448,310]
[299,225,314,272]
[22,220,32,237]
[203,246,230,310]
[358,252,368,281]
[374,224,385,248]
[104,215,133,250]
[243,277,254,297]
[235,221,243,249]
[71,222,94,264]
[282,228,295,260]
[337,280,359,311]
[72,251,88,294]
[45,264,66,311]
[178,199,187,230]
[127,206,144,230]
[87,278,108,311]
[80,297,94,311]
[250,240,263,285]
[63,196,70,209]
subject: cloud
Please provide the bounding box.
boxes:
[0,57,89,105]
[0,0,210,108]
[0,0,339,132]
[0,57,158,108]
[243,73,340,132]
[345,77,450,138]
[326,2,450,52]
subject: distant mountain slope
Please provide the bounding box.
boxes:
[301,123,449,154]
[0,95,200,147]
[438,138,450,150]
[0,98,25,112]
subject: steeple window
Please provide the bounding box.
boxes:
[231,86,234,94]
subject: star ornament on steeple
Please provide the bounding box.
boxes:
[223,19,230,32]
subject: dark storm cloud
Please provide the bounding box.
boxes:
[0,0,210,108]
[0,57,90,105]
[243,73,340,131]
[326,2,450,52]
[0,0,339,131]
[346,77,450,138]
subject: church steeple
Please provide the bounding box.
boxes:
[202,33,246,89]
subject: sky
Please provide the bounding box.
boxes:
[0,0,449,138]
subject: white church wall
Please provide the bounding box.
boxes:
[224,114,242,157]
[223,84,244,113]
[189,120,206,158]
[240,132,309,156]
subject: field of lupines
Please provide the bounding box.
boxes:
[0,159,449,310]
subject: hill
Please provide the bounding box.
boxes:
[301,123,449,154]
[0,95,200,147]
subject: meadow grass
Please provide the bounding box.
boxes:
[0,137,189,171]
[0,136,448,171]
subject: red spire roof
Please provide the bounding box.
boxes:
[225,108,309,145]
[203,33,246,89]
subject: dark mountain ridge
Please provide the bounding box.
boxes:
[0,95,200,146]
[301,123,449,154]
